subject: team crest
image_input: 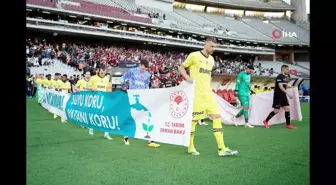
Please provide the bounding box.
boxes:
[169,91,189,119]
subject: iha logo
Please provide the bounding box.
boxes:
[169,91,188,119]
[272,29,298,39]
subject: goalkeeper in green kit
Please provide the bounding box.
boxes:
[232,65,255,128]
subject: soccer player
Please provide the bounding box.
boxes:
[178,37,238,156]
[120,60,160,148]
[86,67,113,140]
[57,74,71,93]
[56,74,71,123]
[51,73,62,119]
[232,65,255,128]
[75,70,91,91]
[263,65,297,129]
[45,74,53,89]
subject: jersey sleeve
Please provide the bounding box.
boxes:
[66,82,71,90]
[75,80,82,88]
[182,53,195,68]
[235,73,242,91]
[120,69,133,84]
[276,75,286,84]
[88,77,97,88]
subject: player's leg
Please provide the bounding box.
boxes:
[124,136,130,145]
[233,96,253,128]
[283,100,297,129]
[263,106,280,128]
[148,140,160,148]
[188,119,200,155]
[206,96,238,156]
[104,132,113,140]
[187,96,204,155]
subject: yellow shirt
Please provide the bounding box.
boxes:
[88,75,109,92]
[58,81,71,93]
[76,79,90,90]
[50,79,57,88]
[183,51,214,95]
[36,78,45,86]
[44,79,53,88]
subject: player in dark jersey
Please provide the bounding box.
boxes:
[263,65,297,129]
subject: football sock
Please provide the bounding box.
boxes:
[189,121,197,150]
[213,118,226,151]
[266,111,276,122]
[235,109,244,118]
[243,109,249,123]
[285,111,290,125]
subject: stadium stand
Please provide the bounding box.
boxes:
[26,0,310,45]
[29,59,82,77]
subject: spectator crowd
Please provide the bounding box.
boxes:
[26,37,276,89]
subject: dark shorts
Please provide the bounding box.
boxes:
[272,95,289,109]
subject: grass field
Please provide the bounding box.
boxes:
[27,99,310,185]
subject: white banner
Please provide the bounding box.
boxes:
[215,88,302,126]
[127,82,195,146]
[39,88,70,119]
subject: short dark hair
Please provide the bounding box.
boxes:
[62,74,67,78]
[281,65,289,71]
[205,37,217,43]
[83,70,91,75]
[140,60,149,68]
[247,65,254,70]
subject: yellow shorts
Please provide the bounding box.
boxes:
[192,93,220,120]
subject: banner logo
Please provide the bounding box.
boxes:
[169,91,188,119]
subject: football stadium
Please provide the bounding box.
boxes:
[26,0,310,185]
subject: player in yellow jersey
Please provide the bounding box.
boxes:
[36,74,45,87]
[75,70,91,91]
[44,74,53,89]
[57,74,71,93]
[52,73,63,119]
[178,37,238,156]
[56,74,71,123]
[86,67,113,140]
[50,73,60,89]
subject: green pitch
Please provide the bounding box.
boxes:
[27,99,309,185]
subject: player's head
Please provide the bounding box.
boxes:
[140,60,149,72]
[98,66,106,78]
[281,65,289,75]
[246,65,254,74]
[204,37,217,55]
[83,70,91,80]
[39,74,44,79]
[46,74,51,80]
[61,74,67,82]
[55,73,61,80]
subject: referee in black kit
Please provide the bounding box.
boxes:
[263,65,297,129]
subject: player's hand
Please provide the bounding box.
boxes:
[185,76,194,83]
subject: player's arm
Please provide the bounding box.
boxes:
[277,76,292,98]
[178,53,194,82]
[234,73,242,96]
[75,80,82,88]
[87,78,97,91]
[120,69,132,84]
[65,83,71,93]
